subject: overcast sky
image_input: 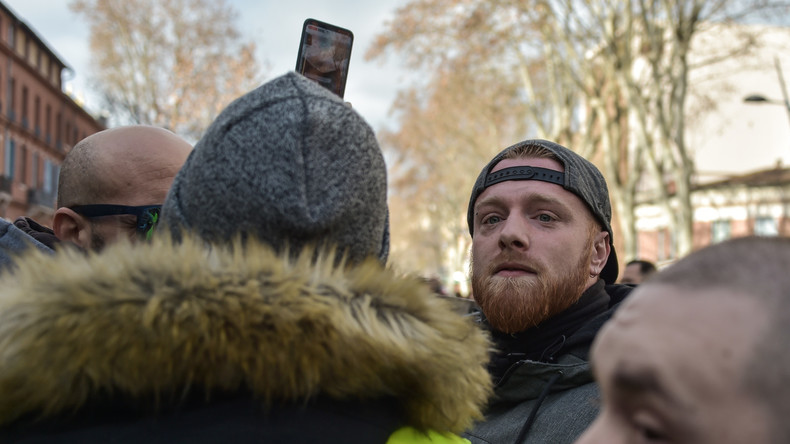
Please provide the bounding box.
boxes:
[2,0,414,131]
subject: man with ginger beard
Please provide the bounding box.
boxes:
[462,139,633,444]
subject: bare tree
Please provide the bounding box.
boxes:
[70,0,264,140]
[383,67,526,276]
[369,0,790,273]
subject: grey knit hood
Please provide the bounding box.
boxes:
[162,72,389,264]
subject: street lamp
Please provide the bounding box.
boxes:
[743,56,790,128]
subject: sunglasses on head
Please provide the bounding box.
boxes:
[69,204,162,240]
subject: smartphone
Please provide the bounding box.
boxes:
[295,18,354,98]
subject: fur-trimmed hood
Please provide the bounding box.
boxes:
[0,235,492,434]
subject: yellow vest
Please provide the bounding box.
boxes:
[387,427,471,444]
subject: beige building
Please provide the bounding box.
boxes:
[632,23,790,265]
[636,165,790,265]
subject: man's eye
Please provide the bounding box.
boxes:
[632,414,669,443]
[482,215,502,225]
[640,426,668,442]
[537,213,554,223]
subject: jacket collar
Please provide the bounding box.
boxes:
[0,235,492,434]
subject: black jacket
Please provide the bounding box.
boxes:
[464,281,632,444]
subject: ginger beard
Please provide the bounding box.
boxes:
[471,233,595,334]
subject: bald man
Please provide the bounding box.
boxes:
[52,126,192,250]
[575,236,790,444]
[0,126,191,269]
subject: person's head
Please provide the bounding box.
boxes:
[52,125,192,251]
[467,139,616,334]
[619,259,657,284]
[161,72,389,265]
[577,236,790,444]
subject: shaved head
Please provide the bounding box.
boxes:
[57,126,192,208]
[578,237,790,444]
[53,125,192,250]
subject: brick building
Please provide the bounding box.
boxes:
[0,2,104,225]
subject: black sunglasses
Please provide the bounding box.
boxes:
[70,204,162,240]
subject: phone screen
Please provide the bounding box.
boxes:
[295,19,354,98]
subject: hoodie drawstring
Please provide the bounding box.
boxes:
[513,371,563,444]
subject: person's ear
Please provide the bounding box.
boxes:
[589,230,610,276]
[53,207,91,250]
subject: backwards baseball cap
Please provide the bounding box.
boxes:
[467,139,618,284]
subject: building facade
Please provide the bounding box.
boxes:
[628,23,790,268]
[0,2,104,225]
[635,165,790,266]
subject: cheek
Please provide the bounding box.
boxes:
[97,221,137,243]
[540,239,584,269]
[698,395,773,443]
[126,228,139,242]
[471,238,494,263]
[470,246,483,276]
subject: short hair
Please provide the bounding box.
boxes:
[626,259,656,276]
[501,141,561,162]
[57,138,105,208]
[648,236,790,443]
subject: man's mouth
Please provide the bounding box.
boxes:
[494,262,537,277]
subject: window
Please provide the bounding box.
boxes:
[31,152,39,188]
[657,230,666,262]
[4,139,15,179]
[51,64,59,87]
[712,220,731,243]
[7,77,14,120]
[21,86,28,128]
[43,158,55,193]
[56,112,62,148]
[34,96,40,135]
[755,217,778,237]
[41,54,49,78]
[45,104,51,143]
[19,145,26,185]
[14,28,23,54]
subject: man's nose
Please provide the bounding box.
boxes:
[498,214,529,251]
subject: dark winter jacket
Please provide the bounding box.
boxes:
[463,281,632,444]
[0,217,55,273]
[0,235,493,443]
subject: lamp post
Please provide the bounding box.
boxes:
[743,56,790,129]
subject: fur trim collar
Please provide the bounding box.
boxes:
[0,236,491,433]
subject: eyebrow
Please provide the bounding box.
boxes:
[475,193,572,215]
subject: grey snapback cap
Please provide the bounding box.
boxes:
[467,139,618,284]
